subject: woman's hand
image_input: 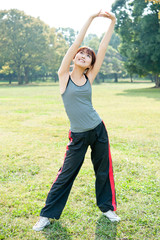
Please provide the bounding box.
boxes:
[90,10,116,22]
[90,10,102,20]
[99,11,116,22]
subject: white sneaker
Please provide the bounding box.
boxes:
[33,216,50,231]
[103,210,121,222]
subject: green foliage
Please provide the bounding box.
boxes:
[112,0,160,87]
[83,33,124,82]
[56,27,78,47]
[100,46,124,82]
[109,32,121,50]
[83,34,100,53]
[0,9,68,84]
[0,9,49,84]
[46,28,68,82]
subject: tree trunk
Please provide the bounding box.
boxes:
[17,66,23,85]
[114,73,118,82]
[150,74,154,82]
[155,74,160,88]
[18,73,23,85]
[130,74,133,83]
[9,78,12,84]
[24,67,29,84]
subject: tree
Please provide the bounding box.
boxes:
[56,27,78,47]
[145,0,160,19]
[112,0,160,87]
[0,9,50,84]
[100,46,124,82]
[83,33,99,51]
[104,32,121,50]
[47,29,68,82]
[83,33,124,82]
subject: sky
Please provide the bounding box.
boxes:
[0,0,116,36]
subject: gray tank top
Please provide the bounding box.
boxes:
[61,75,101,133]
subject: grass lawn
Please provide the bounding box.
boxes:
[0,82,159,240]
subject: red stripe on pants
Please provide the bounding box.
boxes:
[102,120,117,211]
[108,141,117,211]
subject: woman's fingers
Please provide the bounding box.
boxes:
[99,11,116,21]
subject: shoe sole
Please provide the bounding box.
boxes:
[109,218,121,222]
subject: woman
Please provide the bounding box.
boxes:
[33,10,120,231]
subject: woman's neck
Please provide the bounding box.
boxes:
[70,67,86,85]
[71,66,85,79]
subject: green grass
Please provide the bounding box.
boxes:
[0,82,159,240]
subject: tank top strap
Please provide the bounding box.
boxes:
[65,75,71,90]
[84,74,88,81]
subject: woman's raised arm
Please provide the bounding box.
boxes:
[87,12,116,84]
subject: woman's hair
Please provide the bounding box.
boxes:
[75,46,96,67]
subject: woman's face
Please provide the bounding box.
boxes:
[73,49,92,69]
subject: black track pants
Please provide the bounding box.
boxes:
[40,121,117,219]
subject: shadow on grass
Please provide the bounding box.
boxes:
[42,220,72,240]
[95,215,118,240]
[116,87,160,101]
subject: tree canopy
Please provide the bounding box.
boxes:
[0,9,68,84]
[112,0,160,87]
